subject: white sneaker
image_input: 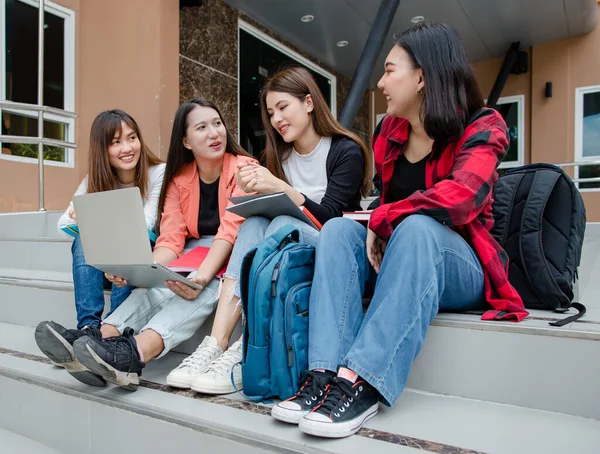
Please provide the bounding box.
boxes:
[166,336,223,389]
[191,338,243,394]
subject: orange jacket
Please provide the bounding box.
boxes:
[155,152,256,257]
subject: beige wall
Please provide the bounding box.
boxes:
[0,0,179,213]
[372,7,600,221]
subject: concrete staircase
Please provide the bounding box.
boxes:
[1,211,599,453]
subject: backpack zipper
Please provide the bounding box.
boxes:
[288,344,294,367]
[271,264,280,298]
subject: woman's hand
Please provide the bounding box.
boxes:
[236,162,282,194]
[105,273,128,288]
[366,228,388,273]
[165,276,205,301]
[68,207,77,224]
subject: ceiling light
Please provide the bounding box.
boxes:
[336,40,349,47]
[411,16,425,24]
[301,15,314,23]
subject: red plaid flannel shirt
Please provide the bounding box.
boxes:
[369,108,528,322]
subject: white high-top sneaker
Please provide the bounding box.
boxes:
[166,336,223,389]
[191,338,243,394]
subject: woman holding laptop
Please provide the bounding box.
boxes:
[34,110,164,386]
[35,98,255,390]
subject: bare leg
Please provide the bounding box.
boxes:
[100,324,120,338]
[135,329,165,362]
[210,277,242,350]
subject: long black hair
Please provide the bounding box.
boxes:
[154,98,250,233]
[394,22,484,157]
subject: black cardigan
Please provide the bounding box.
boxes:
[301,136,365,224]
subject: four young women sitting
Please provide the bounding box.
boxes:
[34,21,527,440]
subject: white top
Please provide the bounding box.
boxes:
[282,136,331,203]
[57,163,166,233]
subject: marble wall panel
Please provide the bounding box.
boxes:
[179,0,370,144]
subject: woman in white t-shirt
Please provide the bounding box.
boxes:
[165,66,371,395]
[54,110,165,331]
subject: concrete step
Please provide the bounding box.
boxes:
[0,239,72,273]
[1,325,599,454]
[1,268,599,419]
[0,428,64,454]
[0,211,64,240]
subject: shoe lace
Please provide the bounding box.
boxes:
[294,370,332,404]
[315,377,356,415]
[81,325,102,340]
[181,343,220,371]
[104,330,139,374]
[205,346,241,376]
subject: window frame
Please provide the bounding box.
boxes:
[494,94,525,170]
[0,0,75,168]
[574,84,600,192]
[237,19,337,138]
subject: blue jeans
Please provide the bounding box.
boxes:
[71,235,134,329]
[224,215,320,298]
[308,215,486,406]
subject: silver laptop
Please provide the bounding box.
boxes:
[73,187,202,290]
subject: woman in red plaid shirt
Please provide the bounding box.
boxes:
[270,22,529,438]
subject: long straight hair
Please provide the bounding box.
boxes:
[393,22,484,158]
[154,98,251,233]
[87,110,161,199]
[260,67,372,197]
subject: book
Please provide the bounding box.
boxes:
[61,222,157,243]
[226,192,322,230]
[60,223,80,238]
[342,210,372,223]
[167,246,228,277]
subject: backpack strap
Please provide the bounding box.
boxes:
[548,302,587,327]
[264,224,300,249]
[519,169,571,309]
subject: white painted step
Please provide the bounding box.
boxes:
[0,428,64,454]
[1,339,599,454]
[0,239,72,273]
[0,211,64,240]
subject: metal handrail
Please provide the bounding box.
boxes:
[0,100,77,120]
[554,160,600,168]
[0,135,77,149]
[553,161,600,184]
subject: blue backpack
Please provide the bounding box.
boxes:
[240,225,314,401]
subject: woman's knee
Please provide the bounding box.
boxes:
[391,215,443,241]
[238,216,270,236]
[320,217,366,246]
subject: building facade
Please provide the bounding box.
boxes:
[1,0,599,220]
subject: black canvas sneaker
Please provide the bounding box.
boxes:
[34,320,105,386]
[271,370,335,424]
[73,327,145,391]
[299,376,379,438]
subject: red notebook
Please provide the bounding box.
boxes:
[167,246,228,277]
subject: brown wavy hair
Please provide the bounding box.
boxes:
[260,66,372,196]
[87,109,161,199]
[154,97,251,233]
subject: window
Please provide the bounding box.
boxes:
[0,0,75,167]
[494,95,525,170]
[575,85,600,191]
[238,20,336,158]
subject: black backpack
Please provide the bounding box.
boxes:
[491,164,587,326]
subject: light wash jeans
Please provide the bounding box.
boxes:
[103,237,218,359]
[224,215,320,298]
[308,215,486,406]
[71,235,134,329]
